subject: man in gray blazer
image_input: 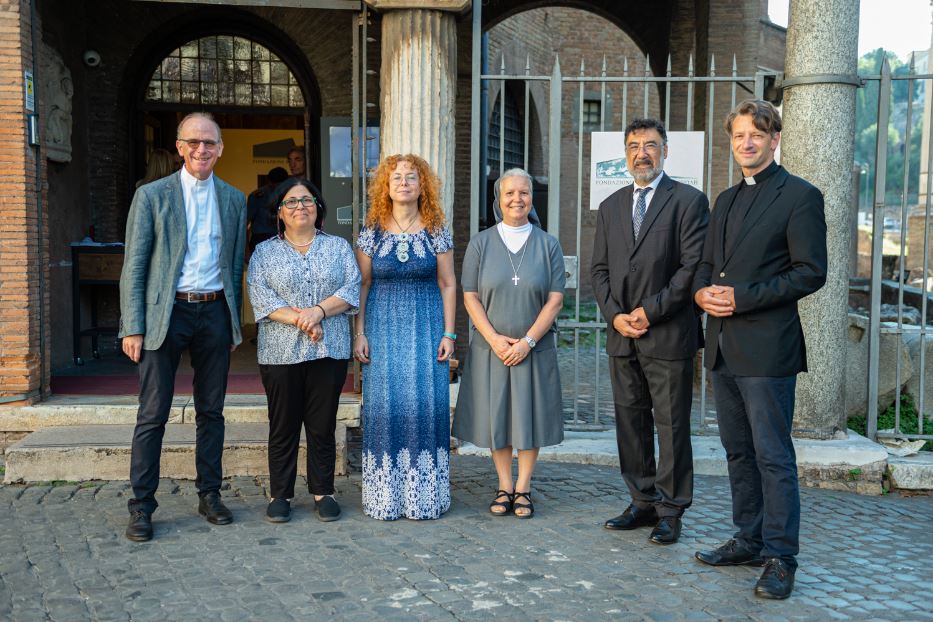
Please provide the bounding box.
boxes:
[119,112,246,542]
[591,118,709,545]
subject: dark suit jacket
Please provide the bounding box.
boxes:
[692,166,827,376]
[591,173,710,360]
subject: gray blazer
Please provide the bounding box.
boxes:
[118,170,247,350]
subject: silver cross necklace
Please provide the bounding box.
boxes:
[506,239,529,286]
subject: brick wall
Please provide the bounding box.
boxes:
[0,0,49,402]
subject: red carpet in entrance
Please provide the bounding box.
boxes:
[50,373,355,396]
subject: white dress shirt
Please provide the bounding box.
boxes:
[630,171,665,217]
[176,167,223,293]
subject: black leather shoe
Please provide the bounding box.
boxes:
[695,538,763,566]
[604,504,658,530]
[648,517,681,545]
[198,492,233,525]
[314,495,341,522]
[755,558,795,600]
[265,498,291,523]
[125,510,153,542]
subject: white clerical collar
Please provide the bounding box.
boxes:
[499,221,533,233]
[744,175,756,185]
[180,166,213,187]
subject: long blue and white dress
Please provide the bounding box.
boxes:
[357,225,452,520]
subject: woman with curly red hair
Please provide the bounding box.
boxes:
[353,154,457,520]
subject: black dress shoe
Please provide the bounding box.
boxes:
[265,498,291,523]
[604,504,658,530]
[648,517,681,545]
[198,491,233,525]
[125,510,153,542]
[314,495,341,522]
[755,558,795,600]
[695,538,763,566]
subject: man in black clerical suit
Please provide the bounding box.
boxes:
[591,118,709,545]
[692,100,826,600]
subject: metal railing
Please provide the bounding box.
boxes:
[867,55,933,444]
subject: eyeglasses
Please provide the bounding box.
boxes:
[390,174,419,186]
[626,142,661,154]
[279,196,317,210]
[180,138,220,150]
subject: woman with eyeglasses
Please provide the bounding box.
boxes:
[247,177,361,524]
[354,154,456,520]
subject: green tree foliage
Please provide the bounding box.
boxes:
[855,48,924,209]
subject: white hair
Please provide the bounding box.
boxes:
[496,168,534,197]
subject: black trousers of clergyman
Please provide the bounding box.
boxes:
[259,357,349,499]
[609,353,694,517]
[129,299,232,515]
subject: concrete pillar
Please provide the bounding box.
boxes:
[782,0,860,438]
[367,1,468,223]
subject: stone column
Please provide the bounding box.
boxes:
[781,0,860,438]
[367,0,468,223]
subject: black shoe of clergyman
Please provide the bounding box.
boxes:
[604,504,658,530]
[125,510,153,542]
[314,495,341,522]
[648,517,682,545]
[755,558,795,600]
[198,491,233,525]
[695,538,763,567]
[265,498,291,523]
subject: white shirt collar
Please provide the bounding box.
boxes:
[179,165,213,188]
[633,171,664,194]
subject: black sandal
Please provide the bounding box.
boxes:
[513,491,534,519]
[489,489,514,516]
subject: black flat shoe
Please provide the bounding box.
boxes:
[125,510,152,542]
[648,517,682,545]
[265,498,291,523]
[604,504,657,530]
[489,489,514,516]
[198,491,233,525]
[755,558,795,600]
[513,491,534,519]
[314,495,341,522]
[695,538,763,566]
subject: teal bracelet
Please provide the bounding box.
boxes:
[443,332,457,340]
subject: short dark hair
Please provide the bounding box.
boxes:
[269,177,327,233]
[267,167,288,185]
[287,146,304,158]
[624,118,667,145]
[725,99,782,136]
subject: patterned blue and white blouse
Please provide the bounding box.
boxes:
[247,233,361,365]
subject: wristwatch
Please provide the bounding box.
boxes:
[524,335,537,349]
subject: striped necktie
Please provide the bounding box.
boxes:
[633,187,649,240]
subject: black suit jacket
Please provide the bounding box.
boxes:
[692,166,827,376]
[591,173,710,360]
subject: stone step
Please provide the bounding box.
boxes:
[3,423,348,484]
[0,393,361,430]
[887,451,933,490]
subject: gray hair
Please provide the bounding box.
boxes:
[176,112,222,141]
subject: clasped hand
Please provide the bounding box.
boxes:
[694,285,736,317]
[613,306,650,339]
[489,334,530,367]
[293,306,323,342]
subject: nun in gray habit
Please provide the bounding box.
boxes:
[453,168,565,519]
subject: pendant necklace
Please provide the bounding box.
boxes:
[391,211,418,263]
[506,237,529,286]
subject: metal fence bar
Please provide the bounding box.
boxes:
[664,54,671,130]
[361,6,369,219]
[894,54,915,430]
[469,1,481,238]
[621,57,628,130]
[524,55,530,171]
[572,59,586,424]
[547,56,562,237]
[686,54,694,131]
[499,55,506,179]
[728,56,737,187]
[917,67,933,431]
[867,58,891,440]
[643,54,650,117]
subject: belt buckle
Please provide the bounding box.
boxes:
[186,292,198,303]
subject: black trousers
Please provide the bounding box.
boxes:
[711,354,799,569]
[608,353,694,517]
[128,299,232,515]
[259,357,349,499]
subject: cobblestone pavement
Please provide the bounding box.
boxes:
[1,455,931,622]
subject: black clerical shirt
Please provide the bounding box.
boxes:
[724,160,780,255]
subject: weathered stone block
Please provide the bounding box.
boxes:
[846,314,912,417]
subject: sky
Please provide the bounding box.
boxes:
[769,0,933,62]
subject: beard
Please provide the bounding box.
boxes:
[632,163,663,184]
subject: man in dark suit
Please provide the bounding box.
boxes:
[692,100,826,599]
[119,112,246,542]
[591,118,709,545]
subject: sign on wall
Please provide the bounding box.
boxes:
[589,131,705,210]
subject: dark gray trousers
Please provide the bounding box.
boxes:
[609,353,694,517]
[128,299,232,515]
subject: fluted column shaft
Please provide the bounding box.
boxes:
[379,9,457,222]
[782,0,860,438]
